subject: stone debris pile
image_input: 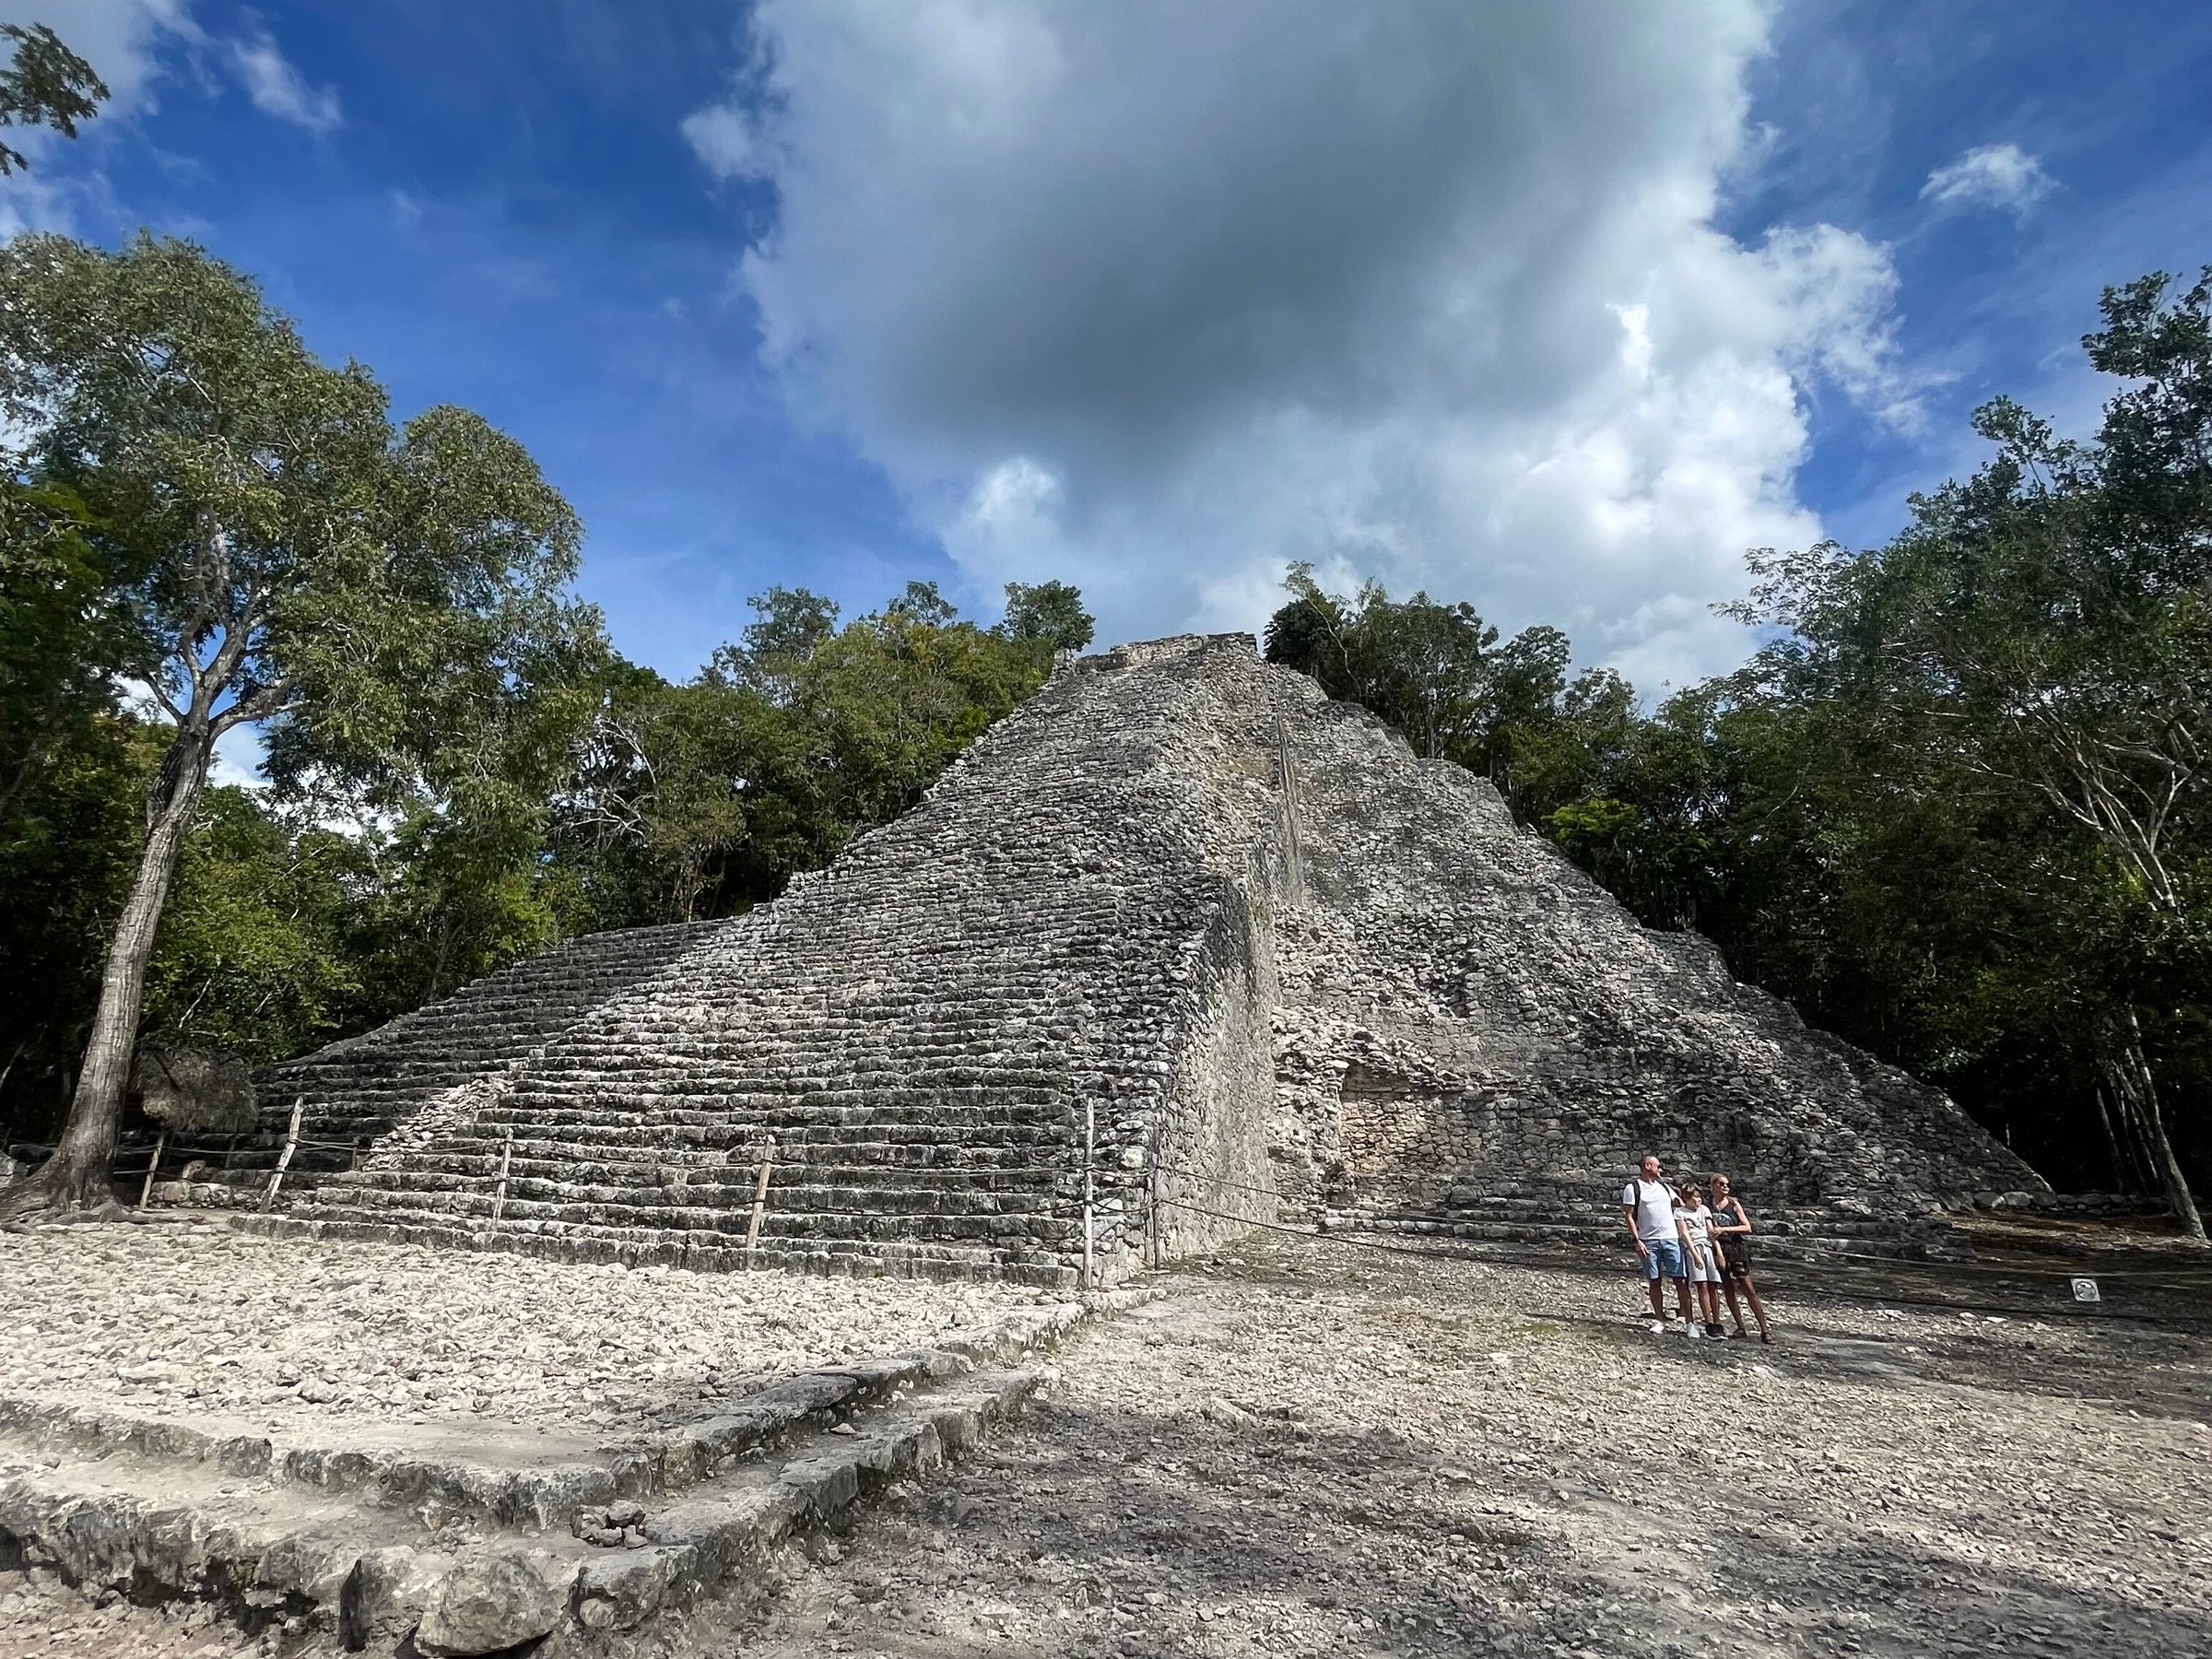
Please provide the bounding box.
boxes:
[190,633,2035,1283]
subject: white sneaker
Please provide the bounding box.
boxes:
[1685,1324,1700,1340]
[1648,1320,1665,1335]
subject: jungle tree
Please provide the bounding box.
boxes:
[0,234,601,1215]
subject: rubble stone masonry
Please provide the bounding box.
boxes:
[215,634,2039,1284]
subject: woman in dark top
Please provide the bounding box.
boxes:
[1707,1173,1773,1344]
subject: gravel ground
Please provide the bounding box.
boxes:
[682,1232,2212,1659]
[0,1219,1046,1437]
[5,1228,2209,1657]
[0,1575,261,1659]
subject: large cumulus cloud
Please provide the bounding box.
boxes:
[697,0,1906,686]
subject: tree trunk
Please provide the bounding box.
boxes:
[0,727,211,1218]
[2092,1079,2141,1193]
[2112,1018,2206,1243]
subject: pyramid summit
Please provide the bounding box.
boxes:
[210,633,2039,1283]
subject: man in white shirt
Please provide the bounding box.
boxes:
[1620,1153,1695,1335]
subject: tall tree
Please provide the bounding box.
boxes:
[1729,270,2212,1236]
[0,235,600,1215]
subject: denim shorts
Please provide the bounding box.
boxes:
[1641,1237,1687,1280]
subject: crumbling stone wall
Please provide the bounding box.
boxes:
[229,632,2037,1282]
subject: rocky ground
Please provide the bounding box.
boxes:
[5,1227,2209,1657]
[0,1218,1046,1436]
[698,1231,2212,1659]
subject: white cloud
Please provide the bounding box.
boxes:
[1921,142,2053,216]
[210,722,266,791]
[681,102,771,182]
[227,23,340,134]
[691,0,1917,688]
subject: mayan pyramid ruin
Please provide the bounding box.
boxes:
[210,634,2041,1286]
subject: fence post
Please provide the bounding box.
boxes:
[490,1128,514,1222]
[1082,1099,1097,1290]
[743,1139,776,1267]
[1147,1162,1162,1269]
[261,1099,303,1213]
[136,1129,167,1209]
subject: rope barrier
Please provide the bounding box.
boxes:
[1152,1160,2206,1287]
[1155,1161,1287,1200]
[1147,1170,2212,1325]
[1153,1194,2212,1327]
[1152,1194,1484,1263]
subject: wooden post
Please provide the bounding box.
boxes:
[261,1099,303,1213]
[136,1129,167,1209]
[743,1139,776,1267]
[1147,1162,1162,1269]
[1082,1099,1097,1290]
[490,1128,514,1222]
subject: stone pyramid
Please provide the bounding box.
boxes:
[221,634,2039,1285]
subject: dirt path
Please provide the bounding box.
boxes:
[683,1234,2212,1659]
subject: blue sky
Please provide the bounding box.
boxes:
[8,0,2211,693]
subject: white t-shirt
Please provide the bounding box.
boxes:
[1676,1203,1714,1253]
[1621,1177,1676,1243]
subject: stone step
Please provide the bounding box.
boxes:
[308,1182,1071,1232]
[254,1208,1073,1286]
[329,1163,1067,1203]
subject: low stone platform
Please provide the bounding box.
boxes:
[0,1221,1142,1654]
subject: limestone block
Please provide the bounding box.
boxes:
[413,1550,567,1657]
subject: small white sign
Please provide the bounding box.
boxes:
[2071,1277,2101,1303]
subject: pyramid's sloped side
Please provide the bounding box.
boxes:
[224,921,731,1178]
[277,635,1291,1285]
[1262,666,2045,1242]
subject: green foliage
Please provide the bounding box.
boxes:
[0,22,105,175]
[139,788,362,1063]
[0,481,123,821]
[1714,270,2212,1225]
[0,233,604,804]
[1264,563,1495,759]
[563,582,1065,922]
[996,580,1095,652]
[0,713,147,1135]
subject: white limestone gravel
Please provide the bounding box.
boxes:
[0,1218,1047,1437]
[700,1233,2212,1659]
[6,1227,2208,1658]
